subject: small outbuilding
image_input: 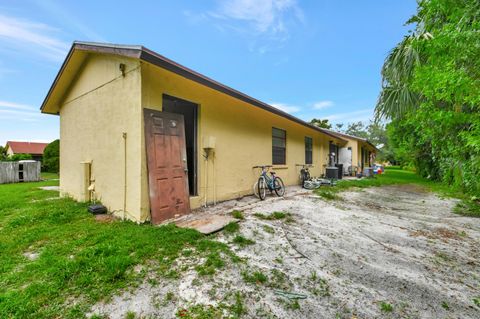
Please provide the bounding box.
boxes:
[41,41,349,223]
[0,160,41,184]
[5,141,49,161]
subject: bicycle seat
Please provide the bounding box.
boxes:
[270,171,276,175]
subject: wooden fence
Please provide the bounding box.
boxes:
[0,161,41,184]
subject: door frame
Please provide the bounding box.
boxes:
[162,94,199,196]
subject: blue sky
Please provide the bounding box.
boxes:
[0,0,417,146]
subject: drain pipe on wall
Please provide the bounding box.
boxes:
[123,132,127,219]
[203,149,209,207]
[212,153,216,205]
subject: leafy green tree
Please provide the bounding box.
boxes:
[43,140,60,173]
[344,122,369,139]
[376,0,480,194]
[0,146,6,161]
[334,123,344,131]
[310,118,332,129]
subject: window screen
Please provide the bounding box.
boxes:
[272,127,286,165]
[305,137,313,164]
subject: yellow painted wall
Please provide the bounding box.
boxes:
[59,53,144,221]
[355,140,377,169]
[140,62,343,216]
[57,52,346,223]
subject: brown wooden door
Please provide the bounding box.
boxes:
[144,108,191,224]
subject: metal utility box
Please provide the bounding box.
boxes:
[335,164,343,179]
[326,167,339,179]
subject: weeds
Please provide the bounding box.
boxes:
[316,189,340,200]
[232,235,255,247]
[269,269,290,289]
[380,301,393,312]
[230,292,246,317]
[310,277,330,297]
[254,211,291,220]
[231,210,245,220]
[473,297,480,308]
[263,225,275,234]
[242,270,268,285]
[176,304,223,319]
[224,221,240,234]
[277,298,301,311]
[195,252,225,275]
[165,291,175,302]
[441,301,450,310]
[176,292,245,319]
[454,200,480,217]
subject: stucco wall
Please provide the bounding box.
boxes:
[140,62,343,215]
[59,53,143,221]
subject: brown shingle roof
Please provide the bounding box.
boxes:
[6,141,49,155]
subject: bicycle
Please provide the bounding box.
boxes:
[253,165,285,200]
[296,164,322,190]
[296,164,311,186]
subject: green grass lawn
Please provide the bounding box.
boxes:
[40,172,59,180]
[0,179,233,318]
[315,167,480,217]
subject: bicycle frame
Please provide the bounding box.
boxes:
[253,165,285,200]
[260,167,276,190]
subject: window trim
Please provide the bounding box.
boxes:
[272,127,286,165]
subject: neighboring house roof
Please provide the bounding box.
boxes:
[319,129,378,151]
[40,41,346,142]
[6,141,49,155]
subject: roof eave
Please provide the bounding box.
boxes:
[40,44,76,114]
[41,41,348,142]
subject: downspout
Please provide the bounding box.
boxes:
[213,153,216,205]
[204,151,208,207]
[123,132,127,219]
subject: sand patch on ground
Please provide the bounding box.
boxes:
[90,185,480,318]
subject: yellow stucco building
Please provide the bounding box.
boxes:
[41,42,359,223]
[319,129,377,176]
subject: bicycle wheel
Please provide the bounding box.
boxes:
[273,177,285,197]
[257,176,267,200]
[303,181,316,190]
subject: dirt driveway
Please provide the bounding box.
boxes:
[91,185,480,318]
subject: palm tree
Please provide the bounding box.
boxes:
[375,36,422,121]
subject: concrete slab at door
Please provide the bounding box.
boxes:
[144,108,191,224]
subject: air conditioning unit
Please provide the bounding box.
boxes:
[326,167,338,179]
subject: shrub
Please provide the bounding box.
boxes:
[7,153,32,161]
[42,139,59,173]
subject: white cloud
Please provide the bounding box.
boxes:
[323,108,374,123]
[0,109,40,117]
[270,102,300,114]
[312,100,334,110]
[0,14,68,61]
[217,0,301,35]
[187,0,304,53]
[0,100,35,110]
